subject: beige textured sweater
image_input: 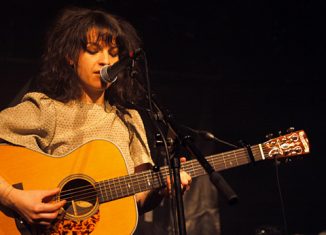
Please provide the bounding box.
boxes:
[0,92,153,173]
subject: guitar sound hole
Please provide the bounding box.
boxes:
[59,178,98,220]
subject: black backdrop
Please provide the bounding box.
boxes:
[0,0,325,234]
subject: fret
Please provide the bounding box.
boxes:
[215,158,226,172]
[95,182,104,203]
[111,178,118,200]
[138,172,146,192]
[101,180,108,201]
[146,172,152,189]
[101,181,108,202]
[240,148,251,165]
[234,150,239,165]
[188,159,195,177]
[221,152,227,169]
[144,171,151,190]
[145,174,151,188]
[103,180,109,200]
[107,180,113,201]
[258,144,265,160]
[154,167,166,189]
[224,152,237,168]
[118,176,125,198]
[136,173,142,193]
[96,180,110,202]
[118,177,123,198]
[126,175,133,194]
[122,175,129,196]
[250,145,262,162]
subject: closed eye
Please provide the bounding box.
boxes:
[86,43,101,54]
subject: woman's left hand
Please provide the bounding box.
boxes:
[165,157,192,195]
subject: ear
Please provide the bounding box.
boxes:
[66,56,74,66]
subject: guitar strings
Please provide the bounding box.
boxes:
[59,147,264,203]
[60,137,304,204]
[58,146,264,202]
[58,145,266,203]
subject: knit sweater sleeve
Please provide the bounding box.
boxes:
[0,92,56,153]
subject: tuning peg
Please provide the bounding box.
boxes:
[265,133,274,140]
[287,127,295,133]
[273,159,281,166]
[154,133,163,146]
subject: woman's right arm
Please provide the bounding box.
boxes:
[0,176,65,226]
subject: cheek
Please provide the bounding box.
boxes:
[76,61,90,78]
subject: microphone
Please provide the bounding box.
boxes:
[197,130,239,149]
[181,125,239,149]
[100,48,143,83]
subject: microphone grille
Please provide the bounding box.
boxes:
[100,65,117,83]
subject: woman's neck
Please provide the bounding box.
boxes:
[80,90,106,105]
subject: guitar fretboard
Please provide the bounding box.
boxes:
[96,144,266,203]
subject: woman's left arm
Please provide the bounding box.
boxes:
[135,157,192,214]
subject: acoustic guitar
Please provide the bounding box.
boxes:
[0,130,310,234]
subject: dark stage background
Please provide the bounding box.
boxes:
[0,1,325,234]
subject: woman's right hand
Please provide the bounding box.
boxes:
[5,187,66,226]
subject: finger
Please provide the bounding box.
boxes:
[41,188,61,203]
[180,171,191,185]
[180,185,187,193]
[36,210,61,221]
[186,174,192,184]
[44,188,60,196]
[34,216,57,226]
[37,200,66,213]
[166,176,171,189]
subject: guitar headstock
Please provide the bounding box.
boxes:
[263,130,310,159]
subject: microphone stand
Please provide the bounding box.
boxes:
[128,52,187,234]
[147,94,238,234]
[129,50,237,235]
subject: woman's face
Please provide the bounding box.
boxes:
[76,28,119,102]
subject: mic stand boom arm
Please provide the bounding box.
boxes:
[153,98,238,203]
[148,95,238,235]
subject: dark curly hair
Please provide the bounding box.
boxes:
[35,6,145,107]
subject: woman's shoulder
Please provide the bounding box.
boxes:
[22,92,52,103]
[19,92,58,113]
[121,108,141,120]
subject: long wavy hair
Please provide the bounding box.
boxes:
[35,6,145,108]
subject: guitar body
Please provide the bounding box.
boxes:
[0,140,138,235]
[0,129,310,234]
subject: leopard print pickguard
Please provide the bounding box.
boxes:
[49,210,100,235]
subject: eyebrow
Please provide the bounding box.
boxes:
[85,41,119,55]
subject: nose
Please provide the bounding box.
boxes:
[98,49,119,67]
[99,51,111,66]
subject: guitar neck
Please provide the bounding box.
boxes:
[96,144,264,203]
[96,129,309,203]
[182,144,265,178]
